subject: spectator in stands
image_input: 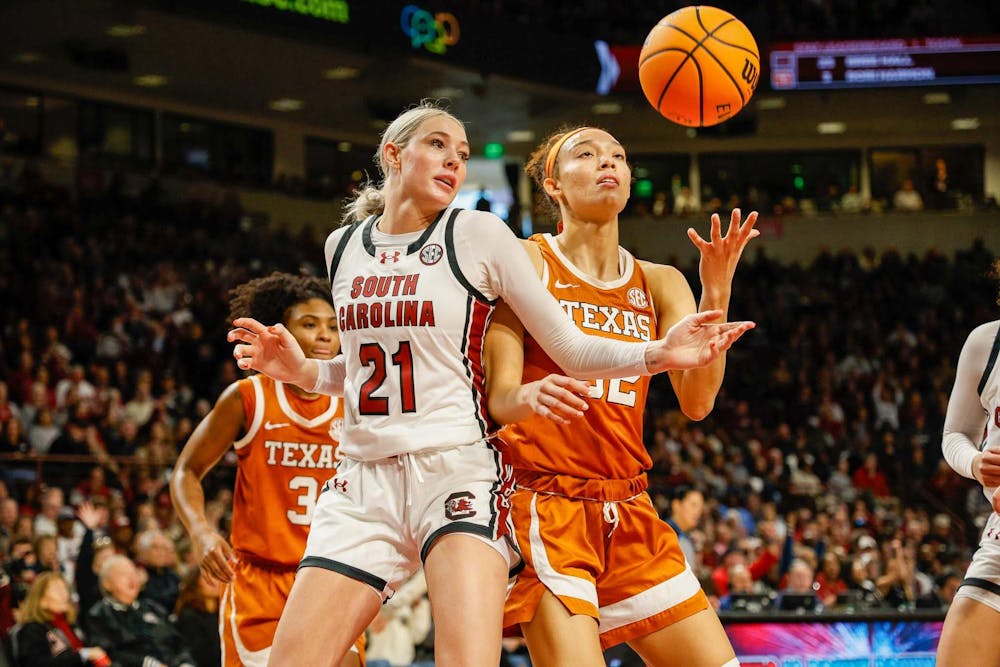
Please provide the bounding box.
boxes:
[673,185,699,215]
[926,158,952,210]
[717,563,773,611]
[0,418,28,456]
[134,530,180,613]
[815,551,849,607]
[172,567,221,667]
[665,485,705,566]
[73,502,113,624]
[916,569,961,609]
[775,558,822,611]
[26,408,60,454]
[893,178,924,211]
[0,381,22,428]
[853,453,891,498]
[32,488,64,538]
[85,554,195,667]
[11,571,109,667]
[711,538,779,598]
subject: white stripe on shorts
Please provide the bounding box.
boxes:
[528,493,599,608]
[597,563,702,634]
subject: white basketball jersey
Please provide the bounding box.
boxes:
[979,325,1000,500]
[326,208,495,460]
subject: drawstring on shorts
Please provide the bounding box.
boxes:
[602,501,621,537]
[398,452,425,507]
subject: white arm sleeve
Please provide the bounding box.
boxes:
[311,356,346,397]
[454,212,651,378]
[308,225,354,397]
[942,321,997,479]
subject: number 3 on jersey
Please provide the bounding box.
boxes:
[588,376,639,407]
[287,476,318,525]
[359,341,416,415]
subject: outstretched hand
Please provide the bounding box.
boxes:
[646,309,754,373]
[518,374,591,425]
[227,317,312,385]
[688,208,759,294]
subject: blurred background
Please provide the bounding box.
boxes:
[0,1,998,666]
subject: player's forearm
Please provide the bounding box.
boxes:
[674,288,730,418]
[487,382,537,425]
[674,360,726,421]
[170,467,212,538]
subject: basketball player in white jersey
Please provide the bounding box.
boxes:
[937,306,1000,666]
[228,101,755,667]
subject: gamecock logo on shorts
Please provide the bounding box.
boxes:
[627,287,649,309]
[444,491,476,520]
[420,243,443,265]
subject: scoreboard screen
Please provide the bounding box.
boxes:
[768,36,1000,90]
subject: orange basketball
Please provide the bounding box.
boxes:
[639,6,760,128]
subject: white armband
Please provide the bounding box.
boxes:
[311,357,346,397]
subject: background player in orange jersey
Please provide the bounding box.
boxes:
[486,126,758,667]
[171,273,363,667]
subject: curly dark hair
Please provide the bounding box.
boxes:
[226,272,333,326]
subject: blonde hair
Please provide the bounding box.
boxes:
[18,571,75,624]
[342,100,464,223]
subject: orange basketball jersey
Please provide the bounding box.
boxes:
[499,233,656,484]
[232,374,343,566]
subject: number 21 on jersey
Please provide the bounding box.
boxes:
[358,341,416,415]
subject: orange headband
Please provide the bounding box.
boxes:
[544,127,594,180]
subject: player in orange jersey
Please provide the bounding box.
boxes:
[487,127,758,667]
[170,273,363,667]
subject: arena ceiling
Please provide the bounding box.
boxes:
[0,0,997,157]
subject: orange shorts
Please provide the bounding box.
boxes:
[503,483,707,649]
[221,557,366,666]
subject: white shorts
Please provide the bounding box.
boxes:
[300,440,521,601]
[955,512,1000,613]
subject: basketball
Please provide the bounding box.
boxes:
[639,5,760,128]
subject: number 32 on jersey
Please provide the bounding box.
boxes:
[588,376,639,407]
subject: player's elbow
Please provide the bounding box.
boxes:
[680,398,715,422]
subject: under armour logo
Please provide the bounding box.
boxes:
[332,478,348,493]
[380,251,401,264]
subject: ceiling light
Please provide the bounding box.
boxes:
[133,74,167,87]
[951,117,980,130]
[817,121,846,134]
[591,102,622,115]
[685,128,697,139]
[323,66,360,80]
[370,119,389,130]
[756,97,786,110]
[12,52,43,64]
[269,98,303,112]
[506,130,534,143]
[923,91,951,105]
[25,97,39,108]
[430,86,464,98]
[106,24,146,38]
[337,142,352,152]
